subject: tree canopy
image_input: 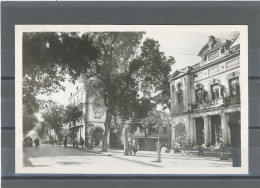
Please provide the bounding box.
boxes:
[23,32,99,114]
[79,32,175,151]
[23,107,38,135]
[23,31,175,148]
[41,104,65,141]
[64,104,84,126]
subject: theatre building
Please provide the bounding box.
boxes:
[170,33,241,149]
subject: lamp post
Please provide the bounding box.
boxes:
[156,125,161,162]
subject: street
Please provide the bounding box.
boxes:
[23,145,233,174]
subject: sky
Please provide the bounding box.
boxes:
[39,30,237,106]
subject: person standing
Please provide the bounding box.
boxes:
[64,138,67,148]
[132,140,138,156]
[34,138,40,149]
[80,138,84,149]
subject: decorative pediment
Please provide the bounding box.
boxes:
[209,78,221,85]
[198,36,231,58]
[194,82,204,90]
[226,71,240,79]
[171,69,187,78]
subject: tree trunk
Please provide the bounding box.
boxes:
[102,108,112,152]
[156,128,161,162]
[124,124,130,155]
[84,100,89,148]
[117,127,123,149]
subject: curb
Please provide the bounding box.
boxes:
[71,147,162,167]
[108,154,163,168]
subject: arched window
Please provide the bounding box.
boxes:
[211,84,220,100]
[177,83,183,107]
[196,89,204,103]
[229,77,240,97]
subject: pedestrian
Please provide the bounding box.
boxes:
[80,138,84,149]
[132,140,138,156]
[75,140,79,148]
[197,145,204,156]
[64,138,67,148]
[34,138,40,149]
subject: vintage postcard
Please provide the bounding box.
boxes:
[15,25,248,174]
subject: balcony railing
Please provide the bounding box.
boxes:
[191,96,240,112]
[223,95,240,105]
[191,98,224,111]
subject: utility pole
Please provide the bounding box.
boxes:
[156,125,161,162]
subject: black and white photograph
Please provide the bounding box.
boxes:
[15,25,248,174]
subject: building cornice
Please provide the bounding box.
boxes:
[192,50,240,74]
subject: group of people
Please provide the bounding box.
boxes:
[72,138,84,149]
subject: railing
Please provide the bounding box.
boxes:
[191,96,240,111]
[191,99,224,111]
[173,96,240,113]
[223,95,240,105]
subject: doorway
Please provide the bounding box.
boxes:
[92,127,103,147]
[211,115,221,145]
[195,118,204,145]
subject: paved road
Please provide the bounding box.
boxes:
[24,145,151,168]
[23,145,233,174]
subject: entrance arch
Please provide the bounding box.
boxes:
[91,126,104,147]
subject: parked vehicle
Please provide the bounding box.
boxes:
[23,136,33,148]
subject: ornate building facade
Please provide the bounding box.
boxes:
[171,33,241,149]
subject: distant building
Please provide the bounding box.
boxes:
[68,85,119,148]
[132,125,171,151]
[170,33,240,149]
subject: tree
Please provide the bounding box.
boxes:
[23,107,38,136]
[42,104,65,142]
[23,32,175,152]
[81,33,174,151]
[141,110,171,161]
[36,122,48,139]
[64,104,84,142]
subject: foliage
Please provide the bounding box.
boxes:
[64,104,84,126]
[23,32,99,114]
[23,31,175,151]
[80,32,175,151]
[41,104,65,140]
[23,107,38,135]
[36,122,48,139]
[141,110,171,137]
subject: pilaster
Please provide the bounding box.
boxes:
[220,113,228,145]
[203,115,210,144]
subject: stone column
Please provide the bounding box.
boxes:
[208,117,212,144]
[203,116,209,145]
[193,118,196,145]
[220,113,228,145]
[189,118,195,145]
[226,114,231,145]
